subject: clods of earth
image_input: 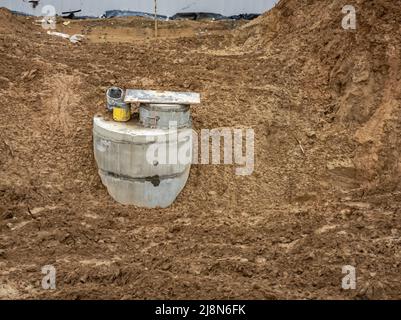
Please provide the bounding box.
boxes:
[0,0,400,299]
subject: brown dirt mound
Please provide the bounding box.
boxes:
[0,7,29,32]
[237,0,401,191]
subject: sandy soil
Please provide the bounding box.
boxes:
[0,0,400,300]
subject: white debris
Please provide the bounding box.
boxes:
[47,31,85,43]
[69,34,85,44]
[47,31,70,39]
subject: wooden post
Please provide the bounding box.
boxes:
[154,0,158,37]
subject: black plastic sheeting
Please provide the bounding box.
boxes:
[170,12,259,21]
[228,13,260,20]
[170,12,224,20]
[11,10,32,17]
[61,9,82,19]
[104,10,260,21]
[102,10,167,20]
[11,9,259,21]
[11,10,96,19]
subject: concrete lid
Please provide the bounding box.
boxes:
[124,89,201,105]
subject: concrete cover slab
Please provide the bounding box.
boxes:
[125,89,201,105]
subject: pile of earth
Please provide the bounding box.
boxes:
[0,2,400,299]
[236,0,401,193]
[0,7,33,32]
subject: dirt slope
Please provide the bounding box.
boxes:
[237,0,401,191]
[0,1,400,300]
